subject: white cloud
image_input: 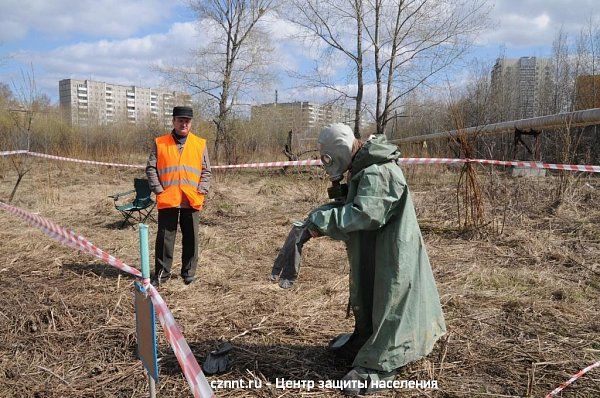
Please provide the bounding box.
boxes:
[258,13,323,73]
[10,0,600,106]
[477,0,600,48]
[0,0,175,42]
[0,4,375,104]
[533,13,551,29]
[0,20,28,42]
[262,14,304,41]
[2,12,315,102]
[7,21,198,96]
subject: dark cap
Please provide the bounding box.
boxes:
[173,106,193,119]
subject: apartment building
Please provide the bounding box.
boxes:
[491,57,553,119]
[59,79,192,127]
[250,101,362,137]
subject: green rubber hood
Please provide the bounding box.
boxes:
[351,134,401,174]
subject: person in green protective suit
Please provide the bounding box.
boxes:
[305,123,447,395]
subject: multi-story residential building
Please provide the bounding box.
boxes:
[59,79,192,127]
[250,101,363,137]
[491,57,553,120]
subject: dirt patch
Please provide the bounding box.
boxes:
[0,158,598,397]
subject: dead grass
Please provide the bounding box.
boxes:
[0,158,598,397]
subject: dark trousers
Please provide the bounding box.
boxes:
[155,208,200,279]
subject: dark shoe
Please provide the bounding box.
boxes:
[341,366,397,396]
[329,333,353,350]
[329,333,365,363]
[183,276,195,285]
[151,272,171,287]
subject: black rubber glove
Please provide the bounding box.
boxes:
[203,342,233,375]
[270,222,313,288]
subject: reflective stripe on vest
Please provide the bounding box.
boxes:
[161,178,200,187]
[155,132,206,210]
[157,165,203,176]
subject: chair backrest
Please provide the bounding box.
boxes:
[133,178,153,207]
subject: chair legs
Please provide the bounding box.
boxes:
[118,208,156,229]
[140,203,157,224]
[119,211,134,229]
[140,211,155,224]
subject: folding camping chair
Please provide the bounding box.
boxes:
[109,178,156,228]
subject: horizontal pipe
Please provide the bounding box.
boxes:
[391,108,600,144]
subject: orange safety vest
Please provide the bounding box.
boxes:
[155,132,206,210]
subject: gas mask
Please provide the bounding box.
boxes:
[317,123,355,202]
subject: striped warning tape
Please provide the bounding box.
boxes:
[212,158,323,169]
[399,157,600,173]
[0,150,322,169]
[27,151,145,168]
[2,150,600,173]
[0,202,142,277]
[0,201,214,398]
[2,150,321,169]
[472,158,600,172]
[545,360,600,398]
[146,284,214,398]
[0,150,29,156]
[399,157,463,165]
[209,156,600,172]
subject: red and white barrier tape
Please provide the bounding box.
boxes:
[0,202,142,278]
[545,360,600,398]
[472,158,600,172]
[2,149,600,173]
[27,151,145,168]
[0,202,214,398]
[212,158,323,169]
[398,157,463,165]
[0,150,29,156]
[3,150,321,169]
[146,284,214,398]
[399,157,600,173]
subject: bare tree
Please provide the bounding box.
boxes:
[367,0,490,134]
[164,0,276,163]
[0,82,16,139]
[584,17,600,106]
[286,0,366,138]
[550,27,571,114]
[287,0,490,136]
[5,66,41,202]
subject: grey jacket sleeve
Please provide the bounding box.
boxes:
[145,141,164,194]
[198,146,211,194]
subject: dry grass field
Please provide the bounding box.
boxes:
[0,157,598,397]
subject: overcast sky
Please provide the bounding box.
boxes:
[1,0,599,104]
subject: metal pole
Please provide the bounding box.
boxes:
[391,107,600,144]
[147,371,156,397]
[138,224,156,398]
[139,224,150,279]
[535,132,542,161]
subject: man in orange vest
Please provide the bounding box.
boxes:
[146,106,211,286]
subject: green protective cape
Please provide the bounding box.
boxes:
[308,135,446,372]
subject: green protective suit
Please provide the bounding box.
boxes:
[308,135,447,372]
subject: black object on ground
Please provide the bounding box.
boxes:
[203,342,233,375]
